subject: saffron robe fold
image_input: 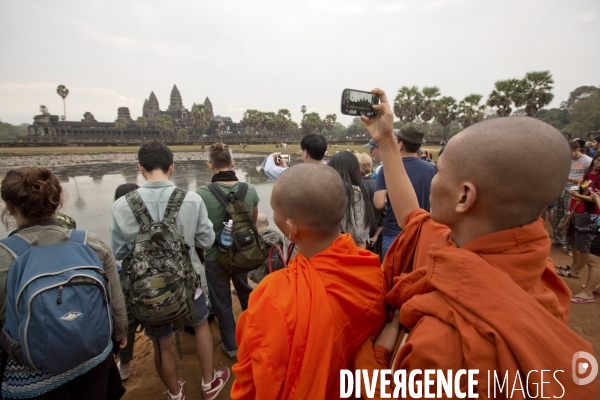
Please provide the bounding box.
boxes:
[231,233,386,399]
[355,209,598,399]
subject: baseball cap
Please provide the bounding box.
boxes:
[363,138,379,149]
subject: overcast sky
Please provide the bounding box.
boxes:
[1,0,598,126]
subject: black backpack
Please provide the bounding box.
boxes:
[207,183,266,274]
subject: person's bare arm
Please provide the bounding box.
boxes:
[369,225,383,246]
[373,190,387,209]
[252,206,258,225]
[362,89,418,228]
[592,191,600,208]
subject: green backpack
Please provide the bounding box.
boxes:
[207,183,267,274]
[120,188,197,355]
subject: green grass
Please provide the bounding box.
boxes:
[0,143,441,160]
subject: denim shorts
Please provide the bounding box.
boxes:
[143,291,209,341]
[567,213,598,252]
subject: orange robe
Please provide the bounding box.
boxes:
[355,209,598,399]
[231,233,386,399]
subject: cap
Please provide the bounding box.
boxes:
[363,138,379,149]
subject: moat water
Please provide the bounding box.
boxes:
[0,156,280,241]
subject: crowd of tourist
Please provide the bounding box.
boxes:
[0,88,598,399]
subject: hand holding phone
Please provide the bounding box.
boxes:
[359,88,395,145]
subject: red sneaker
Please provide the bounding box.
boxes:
[202,367,230,400]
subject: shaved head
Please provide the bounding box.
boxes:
[434,117,570,231]
[257,213,268,227]
[272,163,346,236]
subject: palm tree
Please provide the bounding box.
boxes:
[177,128,189,141]
[135,116,147,140]
[191,104,211,136]
[457,94,485,128]
[435,96,457,138]
[487,79,523,117]
[56,85,69,121]
[114,117,128,141]
[394,86,423,123]
[241,109,263,133]
[272,109,293,139]
[522,71,554,117]
[154,114,173,141]
[301,105,307,118]
[420,86,441,122]
[301,112,322,134]
[324,114,337,136]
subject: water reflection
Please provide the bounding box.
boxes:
[1,156,281,242]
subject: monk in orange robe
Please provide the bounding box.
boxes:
[231,163,386,399]
[354,88,598,399]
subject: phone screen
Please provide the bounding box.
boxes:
[346,90,373,111]
[341,89,379,117]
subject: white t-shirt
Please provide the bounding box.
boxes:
[566,155,592,190]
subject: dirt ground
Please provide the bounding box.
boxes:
[121,241,600,400]
[120,290,246,400]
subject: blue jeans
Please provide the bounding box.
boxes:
[205,260,253,357]
[382,234,399,259]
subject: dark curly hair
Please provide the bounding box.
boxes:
[1,167,63,228]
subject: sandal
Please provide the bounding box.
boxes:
[571,296,594,304]
[556,265,571,271]
[556,269,579,278]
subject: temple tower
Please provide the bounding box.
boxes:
[117,107,133,122]
[166,84,188,119]
[204,97,214,119]
[144,91,160,121]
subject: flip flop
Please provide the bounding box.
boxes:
[571,296,594,304]
[556,269,579,278]
[556,265,571,271]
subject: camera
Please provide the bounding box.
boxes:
[341,89,380,118]
[575,222,600,235]
[277,153,290,163]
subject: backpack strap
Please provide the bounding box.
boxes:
[207,183,249,208]
[207,183,230,208]
[69,229,88,245]
[0,235,30,259]
[235,183,248,202]
[125,190,154,226]
[163,188,187,224]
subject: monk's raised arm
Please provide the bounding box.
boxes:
[362,88,419,228]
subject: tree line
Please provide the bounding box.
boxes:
[17,76,600,143]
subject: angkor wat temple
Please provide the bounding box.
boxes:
[28,85,238,142]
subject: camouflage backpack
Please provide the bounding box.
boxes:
[207,183,267,274]
[120,188,197,343]
[56,212,76,229]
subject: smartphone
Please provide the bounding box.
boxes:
[277,153,290,163]
[341,89,380,118]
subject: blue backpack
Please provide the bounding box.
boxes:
[0,229,113,375]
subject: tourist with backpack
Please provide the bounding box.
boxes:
[0,167,127,400]
[197,142,262,359]
[110,141,229,400]
[248,214,285,284]
[111,183,140,381]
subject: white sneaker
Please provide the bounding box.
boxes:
[167,378,185,400]
[117,361,131,381]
